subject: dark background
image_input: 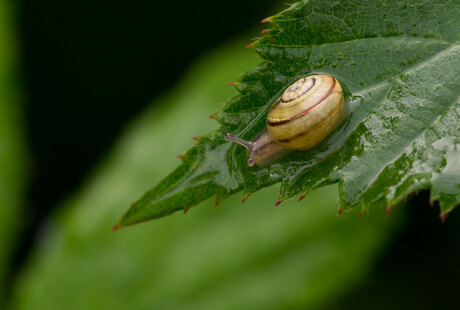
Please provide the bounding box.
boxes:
[11,0,460,308]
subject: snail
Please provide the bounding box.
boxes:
[225,74,345,167]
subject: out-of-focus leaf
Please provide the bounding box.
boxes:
[13,41,404,310]
[118,0,460,227]
[0,0,27,302]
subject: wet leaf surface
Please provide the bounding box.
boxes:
[118,0,460,227]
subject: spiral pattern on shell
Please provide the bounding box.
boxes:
[266,74,345,150]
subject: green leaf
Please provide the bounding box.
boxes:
[12,41,405,309]
[117,0,460,227]
[0,0,27,301]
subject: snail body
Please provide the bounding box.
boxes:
[225,74,345,167]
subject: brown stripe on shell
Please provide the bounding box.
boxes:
[269,77,316,112]
[267,76,336,127]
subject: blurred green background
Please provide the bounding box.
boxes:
[1,0,460,308]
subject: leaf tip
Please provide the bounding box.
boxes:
[275,200,282,207]
[358,211,364,217]
[214,199,220,207]
[338,208,344,215]
[261,17,272,23]
[111,223,120,233]
[241,194,248,204]
[430,199,435,207]
[209,111,221,119]
[298,194,306,201]
[245,42,255,48]
[261,28,269,34]
[228,81,237,86]
[183,208,189,215]
[177,154,183,159]
[385,205,392,216]
[440,211,448,223]
[192,136,200,141]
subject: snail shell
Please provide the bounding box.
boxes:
[267,74,344,150]
[225,74,345,166]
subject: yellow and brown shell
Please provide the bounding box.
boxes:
[266,74,344,150]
